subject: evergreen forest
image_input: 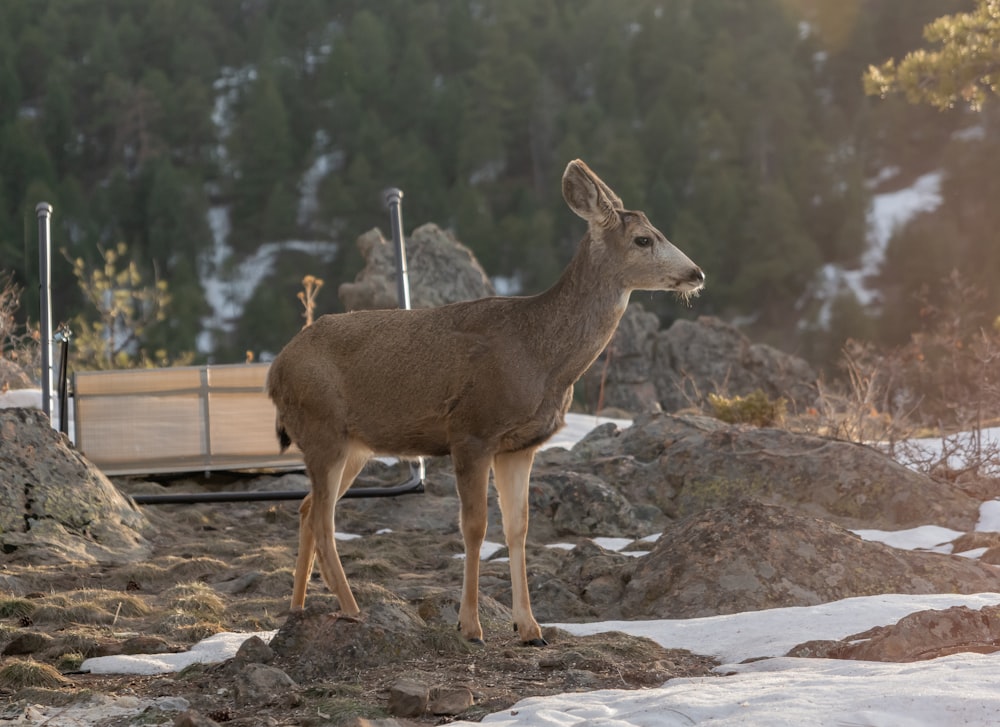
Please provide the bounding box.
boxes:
[1,0,997,368]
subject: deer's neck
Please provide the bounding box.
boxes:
[531,235,629,388]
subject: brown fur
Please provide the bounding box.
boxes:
[266,160,704,645]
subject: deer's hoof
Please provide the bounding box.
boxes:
[522,637,548,647]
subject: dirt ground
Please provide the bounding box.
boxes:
[0,472,717,725]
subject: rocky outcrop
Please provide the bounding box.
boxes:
[269,589,473,682]
[0,407,151,564]
[556,412,980,530]
[580,310,819,415]
[577,304,663,414]
[339,223,495,311]
[617,501,1000,619]
[788,604,1000,662]
[654,316,819,413]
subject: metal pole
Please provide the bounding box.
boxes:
[384,188,411,311]
[36,202,54,422]
[383,187,425,485]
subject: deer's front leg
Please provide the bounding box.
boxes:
[453,448,493,644]
[493,448,546,646]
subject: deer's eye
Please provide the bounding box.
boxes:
[634,236,652,248]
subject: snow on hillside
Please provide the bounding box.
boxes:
[198,204,338,354]
[809,170,943,327]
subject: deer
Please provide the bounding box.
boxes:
[266,159,704,646]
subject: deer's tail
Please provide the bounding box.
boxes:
[276,414,292,452]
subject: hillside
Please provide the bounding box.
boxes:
[1,0,995,367]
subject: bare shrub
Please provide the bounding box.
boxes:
[0,270,39,384]
[813,273,1000,477]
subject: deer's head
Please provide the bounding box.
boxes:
[562,159,704,298]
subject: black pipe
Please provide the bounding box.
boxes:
[57,328,70,435]
[130,471,425,505]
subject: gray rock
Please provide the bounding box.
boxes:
[557,411,980,530]
[121,636,175,655]
[173,710,222,727]
[620,500,1000,619]
[578,304,662,414]
[0,408,151,565]
[269,591,471,682]
[2,631,55,655]
[536,471,640,538]
[654,316,818,413]
[388,678,429,717]
[233,635,274,665]
[213,571,263,594]
[339,223,495,311]
[233,663,296,706]
[581,311,819,416]
[787,604,1000,662]
[429,685,474,715]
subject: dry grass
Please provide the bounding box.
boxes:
[24,590,152,628]
[0,597,36,619]
[0,659,69,690]
[163,582,227,619]
[234,546,295,571]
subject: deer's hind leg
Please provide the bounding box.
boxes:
[293,442,370,614]
[452,447,494,644]
[493,447,545,646]
[291,493,316,609]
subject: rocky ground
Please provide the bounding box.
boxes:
[3,407,1000,725]
[0,460,718,726]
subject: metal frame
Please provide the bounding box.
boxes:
[60,187,425,504]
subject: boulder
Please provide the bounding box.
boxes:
[0,408,151,564]
[578,304,662,414]
[619,501,1000,619]
[654,316,819,413]
[553,412,980,530]
[788,604,1000,662]
[269,588,473,683]
[339,223,495,311]
[582,312,819,415]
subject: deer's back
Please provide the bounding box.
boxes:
[268,297,570,456]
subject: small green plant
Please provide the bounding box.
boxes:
[56,651,85,672]
[708,390,786,427]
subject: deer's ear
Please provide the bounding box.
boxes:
[562,160,623,228]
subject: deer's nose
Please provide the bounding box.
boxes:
[689,267,706,284]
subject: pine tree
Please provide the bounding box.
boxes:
[865,0,1000,111]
